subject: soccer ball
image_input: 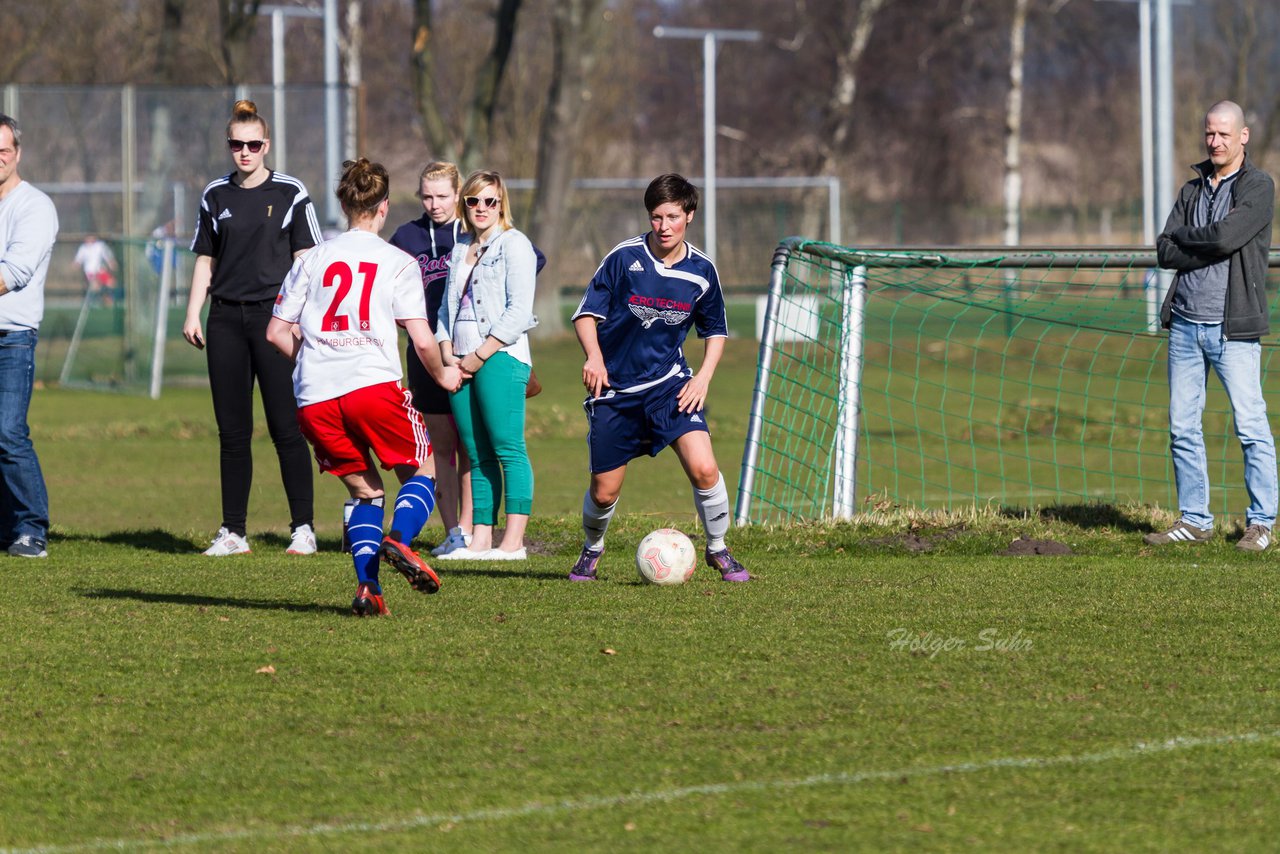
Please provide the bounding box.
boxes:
[635,528,697,585]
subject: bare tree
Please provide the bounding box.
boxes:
[217,0,263,86]
[410,0,526,174]
[138,0,190,234]
[788,0,892,239]
[526,0,608,335]
[1003,0,1029,246]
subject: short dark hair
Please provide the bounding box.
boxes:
[0,114,20,148]
[645,173,698,214]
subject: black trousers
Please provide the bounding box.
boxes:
[205,299,313,535]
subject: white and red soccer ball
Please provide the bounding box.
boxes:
[635,528,697,585]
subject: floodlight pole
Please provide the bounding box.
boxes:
[1095,0,1190,245]
[653,26,761,264]
[324,0,342,227]
[259,5,323,175]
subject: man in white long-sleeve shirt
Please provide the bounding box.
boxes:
[0,114,59,558]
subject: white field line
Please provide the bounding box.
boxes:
[7,729,1277,853]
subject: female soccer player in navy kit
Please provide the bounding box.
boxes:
[569,173,749,582]
[184,100,319,557]
[389,161,473,557]
[267,158,461,616]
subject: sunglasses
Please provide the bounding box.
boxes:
[227,138,266,153]
[464,196,500,210]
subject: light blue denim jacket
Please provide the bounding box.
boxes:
[436,226,539,349]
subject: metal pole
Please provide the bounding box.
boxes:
[735,242,792,525]
[703,33,717,262]
[149,238,175,400]
[828,177,841,245]
[653,26,760,264]
[122,85,137,383]
[324,0,341,227]
[259,6,324,174]
[1153,0,1174,230]
[271,8,287,173]
[1152,0,1174,331]
[1139,0,1154,245]
[833,265,867,519]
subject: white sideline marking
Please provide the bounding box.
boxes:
[8,729,1277,853]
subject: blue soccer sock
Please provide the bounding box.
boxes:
[388,475,437,546]
[349,497,385,591]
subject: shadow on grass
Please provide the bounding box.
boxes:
[56,529,197,553]
[440,565,566,581]
[999,503,1152,533]
[54,529,351,554]
[76,587,349,615]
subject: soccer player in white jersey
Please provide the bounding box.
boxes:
[568,173,749,582]
[267,158,462,616]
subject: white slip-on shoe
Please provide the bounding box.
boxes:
[434,546,490,561]
[481,547,527,561]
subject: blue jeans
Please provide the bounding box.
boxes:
[1167,316,1277,529]
[0,329,49,543]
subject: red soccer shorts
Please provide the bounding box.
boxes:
[297,381,432,477]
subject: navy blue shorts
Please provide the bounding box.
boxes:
[584,373,710,473]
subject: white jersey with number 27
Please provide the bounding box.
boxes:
[273,229,428,406]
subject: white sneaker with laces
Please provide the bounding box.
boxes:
[431,527,470,557]
[203,527,251,556]
[286,524,317,555]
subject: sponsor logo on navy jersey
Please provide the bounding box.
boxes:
[627,293,691,328]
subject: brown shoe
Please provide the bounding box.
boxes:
[1236,524,1272,552]
[1142,520,1213,545]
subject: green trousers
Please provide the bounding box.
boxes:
[449,351,534,522]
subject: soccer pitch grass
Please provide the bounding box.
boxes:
[5,334,1280,851]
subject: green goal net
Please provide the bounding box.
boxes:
[736,238,1280,525]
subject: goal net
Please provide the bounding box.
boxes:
[736,238,1280,525]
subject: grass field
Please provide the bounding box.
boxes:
[4,333,1280,852]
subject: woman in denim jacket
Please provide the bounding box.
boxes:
[435,170,538,560]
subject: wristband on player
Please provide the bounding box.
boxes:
[476,351,488,362]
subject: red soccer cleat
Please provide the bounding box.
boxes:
[351,582,389,617]
[379,537,442,594]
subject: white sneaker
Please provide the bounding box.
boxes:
[203,527,251,556]
[431,527,471,557]
[481,547,527,561]
[286,524,317,555]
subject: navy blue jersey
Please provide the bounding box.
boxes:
[573,235,728,393]
[389,216,461,333]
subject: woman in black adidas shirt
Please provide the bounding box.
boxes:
[183,100,319,557]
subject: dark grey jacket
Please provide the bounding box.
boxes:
[1157,153,1274,339]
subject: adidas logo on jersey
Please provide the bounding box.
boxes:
[355,545,377,557]
[217,209,233,220]
[690,414,703,423]
[396,499,413,510]
[628,259,644,272]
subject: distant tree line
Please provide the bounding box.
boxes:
[4,1,1277,258]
